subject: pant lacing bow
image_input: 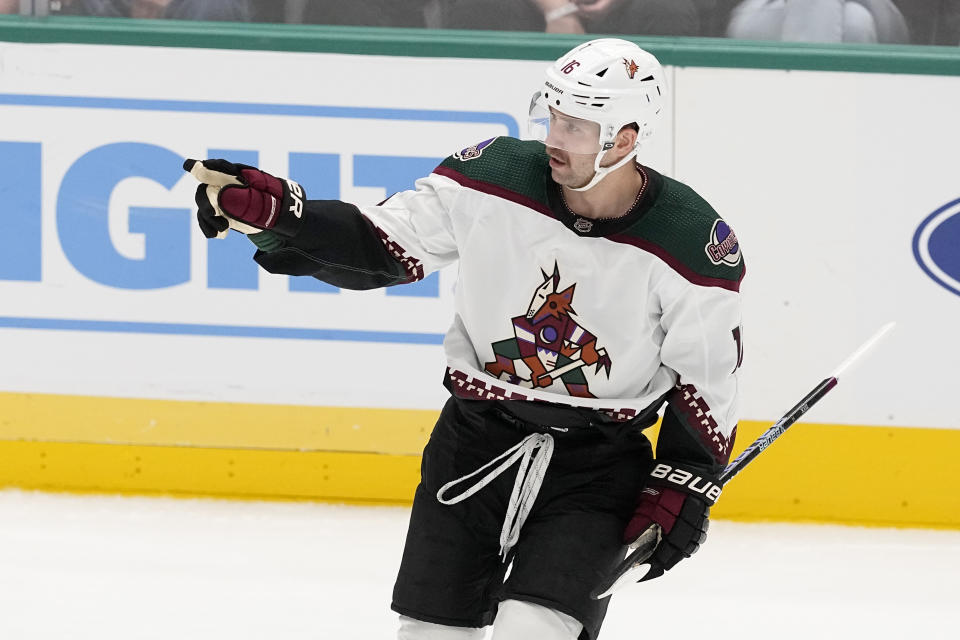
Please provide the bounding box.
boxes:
[436,432,555,559]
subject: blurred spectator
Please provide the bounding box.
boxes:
[727,0,909,43]
[696,0,731,36]
[250,0,285,23]
[50,0,252,21]
[894,0,960,45]
[439,0,700,36]
[298,0,430,28]
[0,0,19,14]
[946,1,960,44]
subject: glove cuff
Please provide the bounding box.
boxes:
[248,230,286,252]
[272,178,306,238]
[646,461,723,507]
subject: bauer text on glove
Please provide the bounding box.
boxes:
[623,461,721,582]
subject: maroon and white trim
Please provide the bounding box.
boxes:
[373,226,425,283]
[436,166,742,292]
[668,382,735,465]
[434,166,556,220]
[447,368,638,423]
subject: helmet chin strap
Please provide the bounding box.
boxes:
[568,144,640,192]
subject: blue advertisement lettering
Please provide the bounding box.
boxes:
[0,141,42,282]
[0,93,518,344]
[57,142,191,289]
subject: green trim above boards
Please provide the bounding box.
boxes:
[1,15,959,76]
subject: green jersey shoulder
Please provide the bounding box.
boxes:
[435,136,550,208]
[623,175,744,288]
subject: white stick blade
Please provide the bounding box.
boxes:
[831,321,896,381]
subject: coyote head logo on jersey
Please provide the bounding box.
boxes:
[483,263,612,398]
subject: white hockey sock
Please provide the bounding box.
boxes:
[397,615,486,639]
[491,599,583,640]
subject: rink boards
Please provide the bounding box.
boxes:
[1,20,959,528]
[2,392,959,529]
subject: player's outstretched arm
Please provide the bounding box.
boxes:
[183,157,458,291]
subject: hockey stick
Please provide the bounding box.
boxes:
[534,357,587,384]
[591,322,896,600]
[533,348,610,384]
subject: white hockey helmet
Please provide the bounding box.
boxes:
[529,39,666,190]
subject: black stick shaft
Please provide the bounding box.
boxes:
[592,323,894,599]
[594,371,855,599]
[719,377,838,485]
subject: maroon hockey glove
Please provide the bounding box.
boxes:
[623,461,722,582]
[183,158,305,239]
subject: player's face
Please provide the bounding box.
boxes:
[545,144,599,189]
[542,108,603,154]
[542,108,603,188]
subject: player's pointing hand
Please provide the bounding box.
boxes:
[183,158,306,239]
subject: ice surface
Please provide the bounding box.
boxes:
[1,490,957,639]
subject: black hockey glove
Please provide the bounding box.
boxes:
[183,158,305,239]
[622,461,722,582]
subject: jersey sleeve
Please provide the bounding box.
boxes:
[359,171,462,282]
[250,171,461,290]
[655,273,742,475]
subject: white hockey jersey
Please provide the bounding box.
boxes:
[254,136,744,469]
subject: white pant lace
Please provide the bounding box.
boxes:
[436,432,555,559]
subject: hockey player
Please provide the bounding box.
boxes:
[184,38,743,640]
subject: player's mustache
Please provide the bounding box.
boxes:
[546,147,569,163]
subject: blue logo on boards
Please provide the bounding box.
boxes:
[0,93,520,344]
[913,197,960,298]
